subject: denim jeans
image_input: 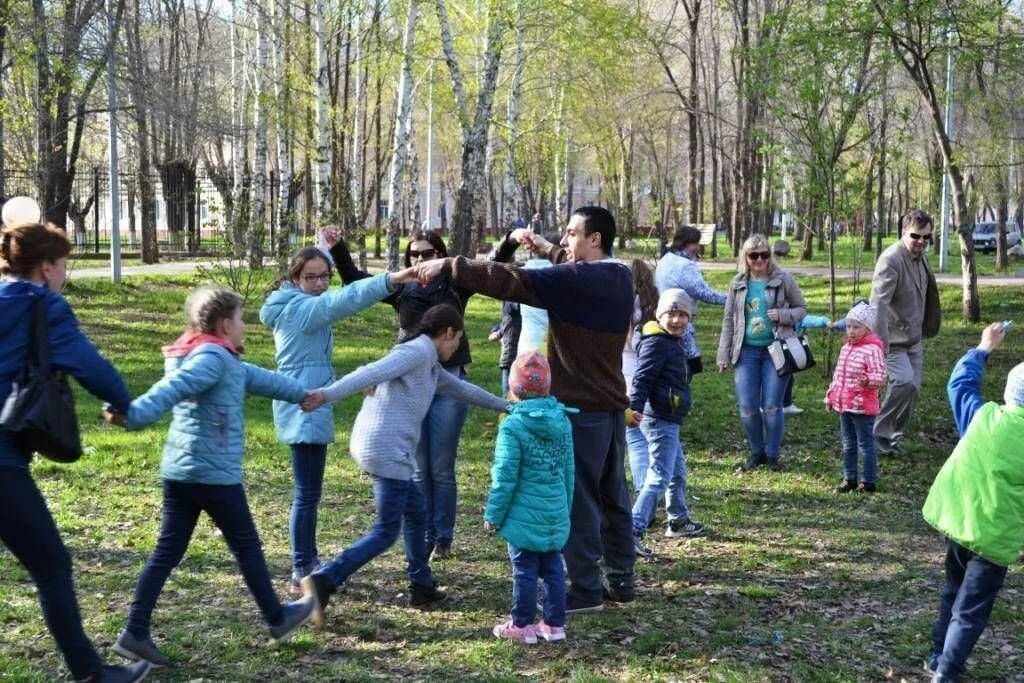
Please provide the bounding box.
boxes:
[0,466,104,680]
[317,475,432,590]
[734,344,786,460]
[562,410,634,603]
[290,443,327,574]
[126,480,283,638]
[930,539,1008,679]
[501,367,510,397]
[508,545,566,628]
[840,413,877,484]
[415,367,470,545]
[625,424,649,494]
[631,417,689,535]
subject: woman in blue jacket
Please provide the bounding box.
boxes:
[0,222,149,682]
[260,245,416,590]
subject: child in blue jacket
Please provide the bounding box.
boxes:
[628,288,702,557]
[260,244,416,591]
[485,351,575,644]
[104,286,318,667]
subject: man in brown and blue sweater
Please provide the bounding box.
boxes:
[415,206,636,613]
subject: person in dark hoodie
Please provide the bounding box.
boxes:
[0,222,150,683]
[627,288,704,558]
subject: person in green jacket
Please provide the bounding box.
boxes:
[922,322,1023,682]
[485,351,576,645]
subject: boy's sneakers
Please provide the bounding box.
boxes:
[268,597,314,642]
[564,593,604,615]
[536,621,567,642]
[665,518,705,538]
[300,573,335,628]
[492,619,537,644]
[835,479,858,493]
[75,661,152,683]
[632,534,653,558]
[112,631,171,667]
[857,482,877,493]
[782,404,804,415]
[409,581,447,608]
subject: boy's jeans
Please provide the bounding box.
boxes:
[317,475,432,590]
[290,443,328,574]
[734,345,786,461]
[631,416,688,535]
[625,425,649,494]
[507,545,566,628]
[839,413,877,484]
[930,539,1008,680]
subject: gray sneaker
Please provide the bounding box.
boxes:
[633,534,653,558]
[664,518,705,538]
[112,631,170,668]
[268,597,314,643]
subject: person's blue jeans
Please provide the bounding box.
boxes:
[415,369,469,546]
[317,475,432,590]
[734,344,786,461]
[126,480,284,638]
[290,443,327,575]
[930,539,1008,680]
[0,466,104,680]
[501,367,510,397]
[625,424,649,494]
[631,417,689,535]
[839,413,876,484]
[508,545,566,628]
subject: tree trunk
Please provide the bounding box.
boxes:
[249,0,269,269]
[312,0,331,220]
[385,0,419,269]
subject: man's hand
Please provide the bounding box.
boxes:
[317,225,342,251]
[414,257,448,285]
[102,406,126,427]
[488,330,501,342]
[523,231,554,255]
[301,390,326,412]
[508,227,533,244]
[388,266,418,286]
[978,321,1007,354]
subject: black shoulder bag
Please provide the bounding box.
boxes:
[0,296,83,462]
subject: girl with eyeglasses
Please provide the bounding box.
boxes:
[716,233,807,473]
[260,245,418,591]
[323,228,516,562]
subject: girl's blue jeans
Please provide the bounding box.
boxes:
[508,544,566,628]
[289,442,328,575]
[839,413,876,484]
[734,344,786,460]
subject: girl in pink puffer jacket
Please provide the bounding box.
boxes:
[825,302,886,493]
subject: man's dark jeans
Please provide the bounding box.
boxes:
[0,466,104,680]
[126,480,284,638]
[562,410,635,604]
[930,538,1008,680]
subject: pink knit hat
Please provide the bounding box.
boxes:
[509,351,551,399]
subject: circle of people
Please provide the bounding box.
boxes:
[1,201,1021,683]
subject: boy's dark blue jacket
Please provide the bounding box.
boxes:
[629,321,692,424]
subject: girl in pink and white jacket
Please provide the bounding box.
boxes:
[825,302,886,493]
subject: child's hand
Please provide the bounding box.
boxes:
[626,409,642,427]
[509,227,533,244]
[301,390,326,412]
[488,330,500,342]
[102,406,126,427]
[717,362,731,373]
[362,385,377,397]
[483,520,497,534]
[317,226,341,250]
[978,321,1007,353]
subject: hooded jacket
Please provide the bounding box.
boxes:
[629,321,692,424]
[825,332,886,415]
[259,273,391,445]
[125,336,306,485]
[484,396,576,552]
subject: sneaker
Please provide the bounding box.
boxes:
[857,482,877,493]
[564,593,604,615]
[633,534,653,558]
[268,597,314,643]
[76,661,152,683]
[782,404,804,415]
[834,479,858,493]
[300,573,335,628]
[492,619,537,644]
[409,581,447,608]
[665,518,705,538]
[112,631,171,668]
[536,620,567,642]
[767,459,783,472]
[429,541,452,561]
[736,453,763,473]
[602,582,635,603]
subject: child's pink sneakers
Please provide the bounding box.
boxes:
[536,621,566,642]
[492,620,537,644]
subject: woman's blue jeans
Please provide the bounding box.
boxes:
[290,443,328,575]
[734,345,786,460]
[839,413,876,484]
[414,369,469,546]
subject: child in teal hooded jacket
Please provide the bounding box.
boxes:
[485,352,576,645]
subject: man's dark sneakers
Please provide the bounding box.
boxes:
[736,453,764,473]
[564,593,604,615]
[300,573,335,628]
[75,661,151,683]
[429,541,453,561]
[857,482,877,493]
[835,479,858,493]
[767,459,783,472]
[602,583,635,604]
[409,581,447,608]
[112,630,171,667]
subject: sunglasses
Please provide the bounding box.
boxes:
[747,251,771,261]
[409,248,437,260]
[908,232,933,242]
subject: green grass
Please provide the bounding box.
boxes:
[2,270,1023,681]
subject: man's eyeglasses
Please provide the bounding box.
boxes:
[410,248,437,260]
[908,232,933,243]
[747,251,771,261]
[302,273,332,283]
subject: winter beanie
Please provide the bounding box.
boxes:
[845,301,878,331]
[1004,362,1024,408]
[509,351,551,399]
[656,288,694,318]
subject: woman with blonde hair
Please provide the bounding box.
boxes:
[716,234,806,472]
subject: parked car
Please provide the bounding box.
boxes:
[972,221,1022,253]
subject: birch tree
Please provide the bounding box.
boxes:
[385,0,419,270]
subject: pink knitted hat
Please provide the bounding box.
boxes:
[509,351,551,399]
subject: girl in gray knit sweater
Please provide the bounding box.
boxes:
[299,304,508,625]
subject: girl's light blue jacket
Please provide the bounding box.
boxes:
[259,273,392,445]
[125,342,307,485]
